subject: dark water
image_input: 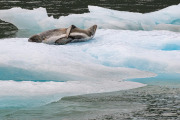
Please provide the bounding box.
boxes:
[0,0,180,38]
[0,0,179,17]
[1,86,179,120]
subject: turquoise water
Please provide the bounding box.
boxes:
[129,73,180,88]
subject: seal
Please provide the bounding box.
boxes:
[28,25,97,45]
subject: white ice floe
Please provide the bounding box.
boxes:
[0,29,180,108]
[0,4,180,108]
[0,30,179,75]
[0,4,180,34]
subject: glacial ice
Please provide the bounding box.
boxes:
[0,30,180,80]
[0,4,180,108]
[0,29,180,108]
[0,80,145,108]
[0,29,180,84]
[0,4,180,36]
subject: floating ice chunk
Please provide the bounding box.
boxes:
[0,80,146,108]
[0,29,180,108]
[0,30,180,76]
[149,4,180,25]
[0,37,155,82]
[0,80,145,97]
[0,7,56,33]
[0,4,180,36]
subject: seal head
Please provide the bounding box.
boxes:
[28,34,42,43]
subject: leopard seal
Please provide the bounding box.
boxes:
[28,25,97,45]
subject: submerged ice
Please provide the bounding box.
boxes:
[0,4,180,35]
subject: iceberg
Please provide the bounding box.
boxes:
[0,30,180,80]
[0,4,180,108]
[0,4,180,36]
[0,80,145,108]
[0,29,180,108]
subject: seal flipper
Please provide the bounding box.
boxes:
[66,25,77,38]
[55,37,71,45]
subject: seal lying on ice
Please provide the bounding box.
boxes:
[28,25,97,45]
